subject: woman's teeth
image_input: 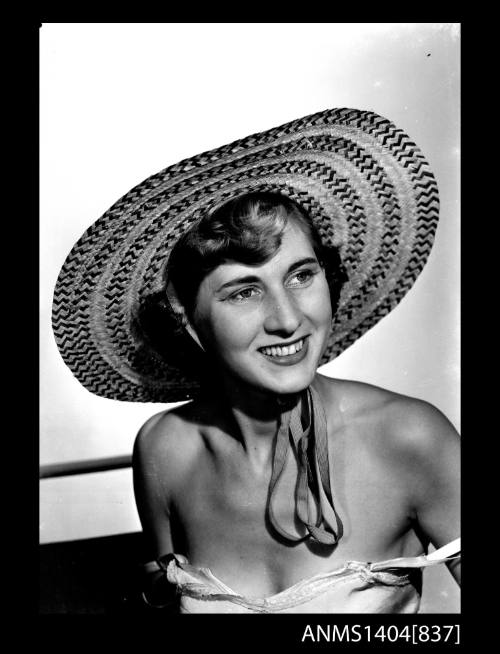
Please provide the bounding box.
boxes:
[261,339,304,357]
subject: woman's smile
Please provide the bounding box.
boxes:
[258,336,309,365]
[190,221,333,396]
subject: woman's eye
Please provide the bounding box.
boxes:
[288,269,315,287]
[229,287,260,302]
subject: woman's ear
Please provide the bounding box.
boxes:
[166,281,205,352]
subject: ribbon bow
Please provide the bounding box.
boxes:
[267,386,343,545]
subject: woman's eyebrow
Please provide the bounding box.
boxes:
[216,257,319,293]
[216,274,261,292]
[287,256,319,272]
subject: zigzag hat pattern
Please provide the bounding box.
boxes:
[52,108,439,402]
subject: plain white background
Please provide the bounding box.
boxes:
[39,22,459,611]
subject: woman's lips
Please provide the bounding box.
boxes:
[258,337,309,366]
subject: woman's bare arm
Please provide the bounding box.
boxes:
[398,400,461,584]
[132,411,178,608]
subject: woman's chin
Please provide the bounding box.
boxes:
[259,369,317,397]
[219,356,319,399]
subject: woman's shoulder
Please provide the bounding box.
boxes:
[315,373,416,415]
[133,399,209,468]
[314,374,459,454]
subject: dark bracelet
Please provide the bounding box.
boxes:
[141,557,179,609]
[142,552,179,575]
[156,552,178,573]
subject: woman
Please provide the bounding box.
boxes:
[52,108,460,613]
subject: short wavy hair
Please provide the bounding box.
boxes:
[137,192,347,378]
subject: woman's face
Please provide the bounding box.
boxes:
[190,220,333,397]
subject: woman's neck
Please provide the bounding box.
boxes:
[217,376,300,471]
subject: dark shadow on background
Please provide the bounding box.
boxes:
[40,532,152,614]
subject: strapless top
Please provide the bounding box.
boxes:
[154,538,460,614]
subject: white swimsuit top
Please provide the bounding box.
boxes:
[157,538,460,614]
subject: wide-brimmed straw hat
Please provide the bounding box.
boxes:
[52,107,439,403]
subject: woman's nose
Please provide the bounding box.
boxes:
[263,291,302,335]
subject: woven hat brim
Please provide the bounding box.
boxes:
[52,107,439,402]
